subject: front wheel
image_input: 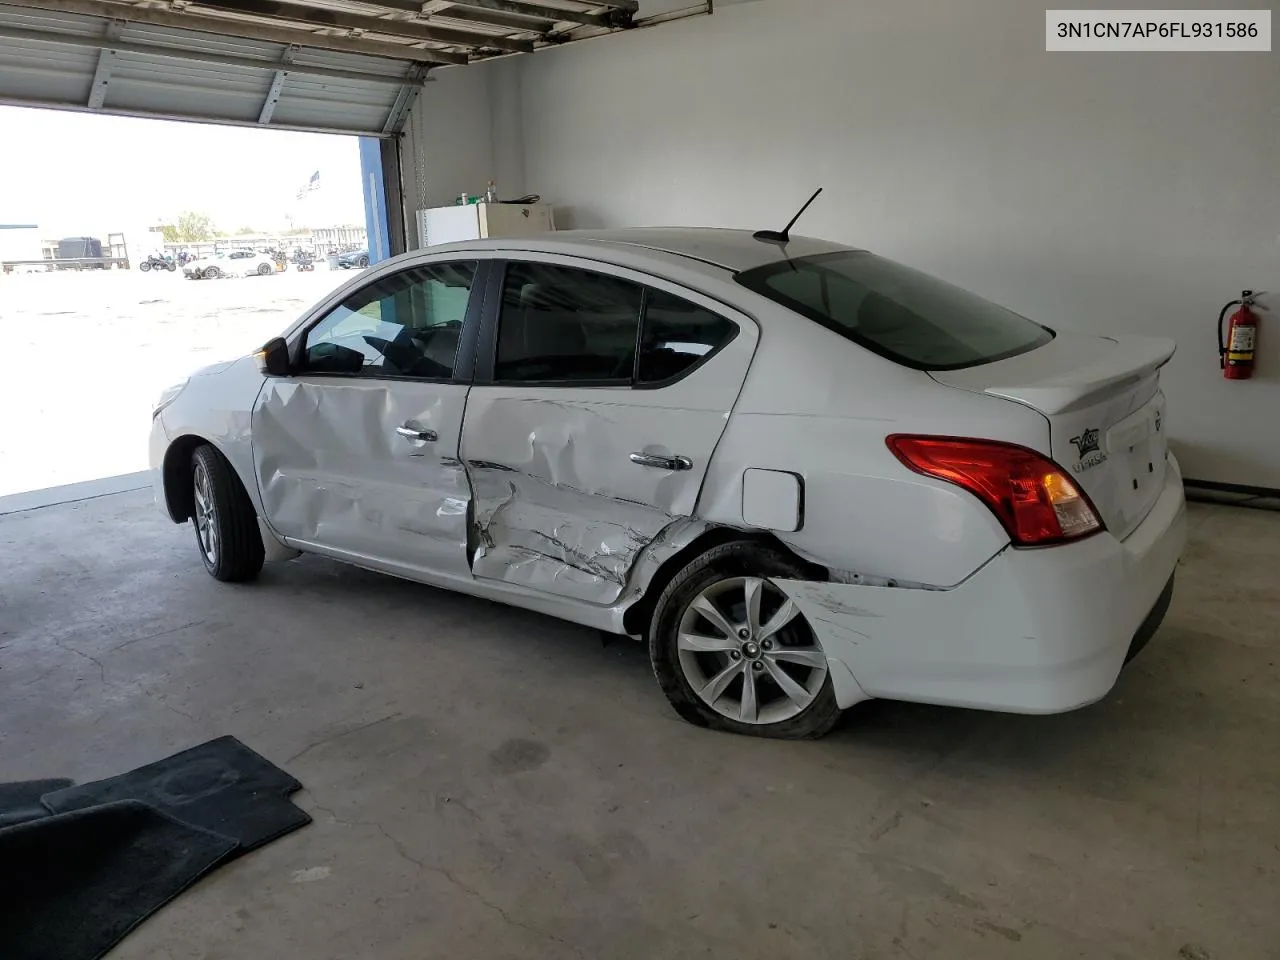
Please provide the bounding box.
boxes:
[139,261,152,272]
[357,255,369,268]
[203,266,221,280]
[649,541,840,739]
[257,263,272,276]
[191,445,264,582]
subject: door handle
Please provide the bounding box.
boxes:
[630,452,693,471]
[396,425,438,442]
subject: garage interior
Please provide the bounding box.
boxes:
[2,1,1279,958]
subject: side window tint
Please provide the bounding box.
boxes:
[638,289,737,384]
[495,262,643,383]
[304,261,476,379]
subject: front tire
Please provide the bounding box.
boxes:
[191,445,264,583]
[204,266,221,280]
[257,263,272,276]
[139,261,152,272]
[357,255,369,268]
[649,541,840,739]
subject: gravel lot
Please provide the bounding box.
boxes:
[0,266,353,497]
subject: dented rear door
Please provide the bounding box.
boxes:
[461,257,758,605]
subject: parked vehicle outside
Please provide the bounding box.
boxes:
[337,249,370,269]
[183,249,277,279]
[139,254,177,273]
[150,229,1186,738]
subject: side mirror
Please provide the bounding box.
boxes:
[255,337,292,377]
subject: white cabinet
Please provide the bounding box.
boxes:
[417,202,555,247]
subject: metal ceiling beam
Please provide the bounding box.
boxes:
[381,63,424,133]
[257,68,285,121]
[0,0,464,63]
[86,46,114,106]
[256,43,292,123]
[433,4,555,33]
[0,20,427,83]
[193,0,535,52]
[317,0,558,35]
[85,18,122,107]
[441,0,631,29]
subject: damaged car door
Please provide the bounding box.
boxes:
[252,260,481,578]
[461,257,756,605]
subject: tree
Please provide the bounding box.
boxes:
[161,211,215,243]
[235,225,258,236]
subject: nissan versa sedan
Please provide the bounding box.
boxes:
[150,228,1186,738]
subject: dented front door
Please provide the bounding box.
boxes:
[253,379,472,577]
[251,258,481,578]
[461,259,757,605]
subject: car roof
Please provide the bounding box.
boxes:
[434,227,858,274]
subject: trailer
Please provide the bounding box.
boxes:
[2,231,136,273]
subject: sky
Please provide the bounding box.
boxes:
[0,106,365,237]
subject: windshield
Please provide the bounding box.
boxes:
[735,251,1053,370]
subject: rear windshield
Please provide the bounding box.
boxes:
[735,251,1053,370]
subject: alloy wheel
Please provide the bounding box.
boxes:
[676,576,827,725]
[193,462,219,565]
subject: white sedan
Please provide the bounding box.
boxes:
[149,228,1185,738]
[183,249,277,279]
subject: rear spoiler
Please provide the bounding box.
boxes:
[978,336,1176,415]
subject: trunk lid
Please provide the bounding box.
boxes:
[930,332,1175,539]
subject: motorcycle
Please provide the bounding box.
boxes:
[139,254,177,273]
[291,250,316,272]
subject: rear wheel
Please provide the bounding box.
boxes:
[204,266,221,280]
[649,542,840,739]
[191,445,264,583]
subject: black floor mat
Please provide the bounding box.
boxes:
[0,800,237,960]
[0,779,72,828]
[42,735,312,852]
[0,737,311,960]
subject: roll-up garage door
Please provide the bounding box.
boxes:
[0,0,640,135]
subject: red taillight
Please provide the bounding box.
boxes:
[886,435,1103,546]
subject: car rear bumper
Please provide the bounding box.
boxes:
[775,456,1187,712]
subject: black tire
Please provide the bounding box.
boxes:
[139,261,152,272]
[190,445,264,583]
[257,262,272,276]
[204,266,221,280]
[648,541,841,739]
[357,255,369,268]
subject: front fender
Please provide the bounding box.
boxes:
[159,355,269,518]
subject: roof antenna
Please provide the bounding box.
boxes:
[753,187,823,244]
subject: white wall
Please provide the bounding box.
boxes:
[409,0,1280,487]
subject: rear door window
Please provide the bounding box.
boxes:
[637,289,738,385]
[736,251,1052,370]
[495,262,644,383]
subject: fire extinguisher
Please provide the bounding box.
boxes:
[1218,290,1262,380]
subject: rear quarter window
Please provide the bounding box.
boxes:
[735,251,1052,370]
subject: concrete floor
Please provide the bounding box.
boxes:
[2,490,1277,960]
